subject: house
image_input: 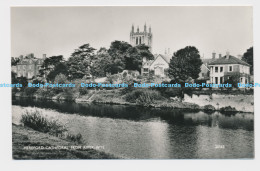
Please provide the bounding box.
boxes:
[197,52,220,83]
[141,54,170,77]
[12,53,46,79]
[198,59,212,83]
[208,52,250,85]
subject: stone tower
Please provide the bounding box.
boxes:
[130,23,152,52]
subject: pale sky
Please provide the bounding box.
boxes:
[11,6,253,59]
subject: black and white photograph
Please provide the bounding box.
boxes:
[9,6,254,160]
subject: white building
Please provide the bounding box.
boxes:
[141,54,170,77]
[208,52,251,85]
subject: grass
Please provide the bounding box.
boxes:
[21,110,83,143]
[12,124,118,159]
[125,89,165,104]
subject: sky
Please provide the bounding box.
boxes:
[11,6,253,59]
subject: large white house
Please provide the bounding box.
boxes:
[208,52,251,85]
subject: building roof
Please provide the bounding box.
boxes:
[202,58,215,65]
[17,58,44,65]
[208,55,250,66]
[143,54,171,68]
[154,54,171,63]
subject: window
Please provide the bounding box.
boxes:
[215,77,218,84]
[220,67,223,72]
[220,77,223,84]
[240,77,243,83]
[143,68,148,72]
[229,66,233,72]
[136,37,138,45]
[215,67,218,73]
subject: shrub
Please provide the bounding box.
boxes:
[219,106,238,114]
[36,88,56,99]
[79,87,88,95]
[65,133,82,143]
[21,110,66,136]
[24,87,38,96]
[125,89,164,104]
[136,92,154,107]
[203,104,215,113]
[20,110,83,144]
[12,87,18,96]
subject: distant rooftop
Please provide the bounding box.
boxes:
[209,55,250,66]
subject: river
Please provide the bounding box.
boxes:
[12,97,254,159]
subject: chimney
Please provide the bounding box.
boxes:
[27,53,34,58]
[43,54,47,60]
[168,48,170,55]
[212,51,216,59]
[219,54,222,58]
[19,55,23,61]
[226,51,230,59]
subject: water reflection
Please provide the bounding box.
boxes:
[12,97,254,159]
[12,97,254,131]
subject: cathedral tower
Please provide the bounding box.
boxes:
[130,23,153,52]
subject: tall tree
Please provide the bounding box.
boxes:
[242,47,253,74]
[91,48,113,77]
[168,46,202,82]
[39,55,64,80]
[124,44,154,72]
[108,41,131,74]
[135,44,154,61]
[107,41,154,74]
[11,57,20,66]
[47,62,68,81]
[67,44,96,79]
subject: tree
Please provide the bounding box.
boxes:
[135,44,154,61]
[91,48,113,77]
[107,41,154,74]
[67,44,96,79]
[124,46,142,71]
[17,77,28,90]
[108,41,131,74]
[242,47,253,74]
[11,57,20,66]
[39,55,64,80]
[47,62,68,81]
[11,72,18,84]
[168,46,202,82]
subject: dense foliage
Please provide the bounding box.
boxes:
[168,46,202,82]
[242,47,253,74]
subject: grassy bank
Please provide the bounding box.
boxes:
[12,110,118,159]
[12,124,118,159]
[13,86,254,113]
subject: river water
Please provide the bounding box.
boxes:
[12,97,254,159]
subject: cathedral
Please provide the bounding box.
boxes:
[130,23,171,78]
[130,23,153,52]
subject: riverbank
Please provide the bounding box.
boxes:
[14,88,254,113]
[12,124,118,159]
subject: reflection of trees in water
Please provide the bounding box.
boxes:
[13,97,253,131]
